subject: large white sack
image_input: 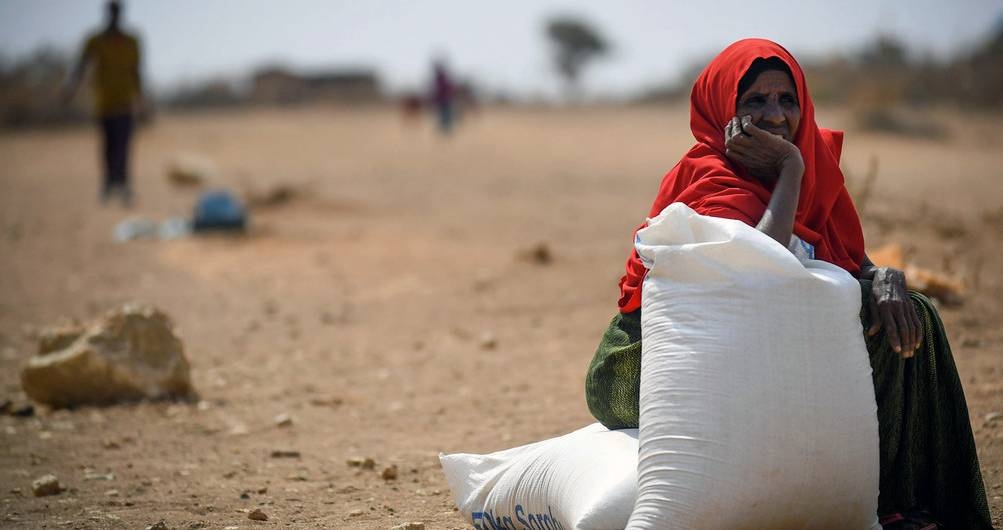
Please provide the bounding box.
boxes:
[441,423,638,530]
[626,203,881,530]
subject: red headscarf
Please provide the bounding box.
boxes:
[617,38,865,313]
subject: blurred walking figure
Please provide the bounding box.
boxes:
[430,60,456,135]
[64,1,144,205]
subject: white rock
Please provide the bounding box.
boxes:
[274,413,293,427]
[21,304,195,407]
[31,474,63,497]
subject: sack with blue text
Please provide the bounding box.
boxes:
[440,423,637,530]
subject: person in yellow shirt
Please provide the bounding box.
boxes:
[64,1,144,205]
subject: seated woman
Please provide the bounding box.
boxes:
[584,39,991,529]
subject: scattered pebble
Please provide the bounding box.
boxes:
[270,449,300,458]
[348,509,365,517]
[479,332,497,350]
[84,470,115,481]
[518,242,553,265]
[145,521,169,530]
[248,508,268,521]
[390,523,425,530]
[986,412,1002,424]
[309,397,343,407]
[105,489,120,497]
[274,413,293,427]
[31,474,63,497]
[347,457,375,470]
[381,465,399,481]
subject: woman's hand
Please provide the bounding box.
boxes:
[866,266,923,357]
[724,115,803,184]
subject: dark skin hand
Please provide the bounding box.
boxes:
[724,67,921,358]
[725,116,804,245]
[859,256,923,357]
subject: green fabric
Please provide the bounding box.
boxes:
[584,281,992,529]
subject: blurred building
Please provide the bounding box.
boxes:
[251,67,382,104]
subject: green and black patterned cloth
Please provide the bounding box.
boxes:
[585,281,992,529]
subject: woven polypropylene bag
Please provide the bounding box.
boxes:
[441,423,638,530]
[626,203,881,530]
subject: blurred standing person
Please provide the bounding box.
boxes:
[430,60,456,135]
[64,1,144,205]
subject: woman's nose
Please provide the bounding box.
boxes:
[761,102,785,125]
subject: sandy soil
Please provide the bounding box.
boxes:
[1,104,1001,529]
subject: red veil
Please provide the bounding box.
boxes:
[618,38,865,313]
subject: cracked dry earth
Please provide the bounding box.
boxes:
[1,104,1001,528]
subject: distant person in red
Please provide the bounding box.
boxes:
[430,60,456,135]
[63,0,144,206]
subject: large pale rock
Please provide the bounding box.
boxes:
[21,304,195,407]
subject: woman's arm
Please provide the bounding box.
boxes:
[724,116,804,247]
[860,253,923,357]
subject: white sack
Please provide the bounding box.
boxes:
[626,203,881,530]
[440,423,638,530]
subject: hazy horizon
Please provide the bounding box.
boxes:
[2,0,1000,99]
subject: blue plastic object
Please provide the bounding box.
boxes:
[192,189,247,232]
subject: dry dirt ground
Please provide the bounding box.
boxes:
[1,104,1001,529]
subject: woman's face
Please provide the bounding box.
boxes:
[735,70,800,142]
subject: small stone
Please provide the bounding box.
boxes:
[478,332,497,350]
[274,413,293,427]
[103,438,121,449]
[518,242,553,265]
[270,449,300,458]
[986,412,1002,424]
[348,509,365,517]
[381,465,398,480]
[309,396,343,407]
[145,521,169,530]
[240,492,250,499]
[9,487,22,495]
[390,523,425,530]
[12,403,35,417]
[31,474,63,497]
[84,470,115,481]
[257,486,268,494]
[248,508,268,521]
[347,457,375,470]
[105,489,120,496]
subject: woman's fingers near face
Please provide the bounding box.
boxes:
[726,117,743,142]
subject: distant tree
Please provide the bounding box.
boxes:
[545,16,609,99]
[858,35,909,70]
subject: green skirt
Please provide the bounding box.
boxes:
[585,281,992,529]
